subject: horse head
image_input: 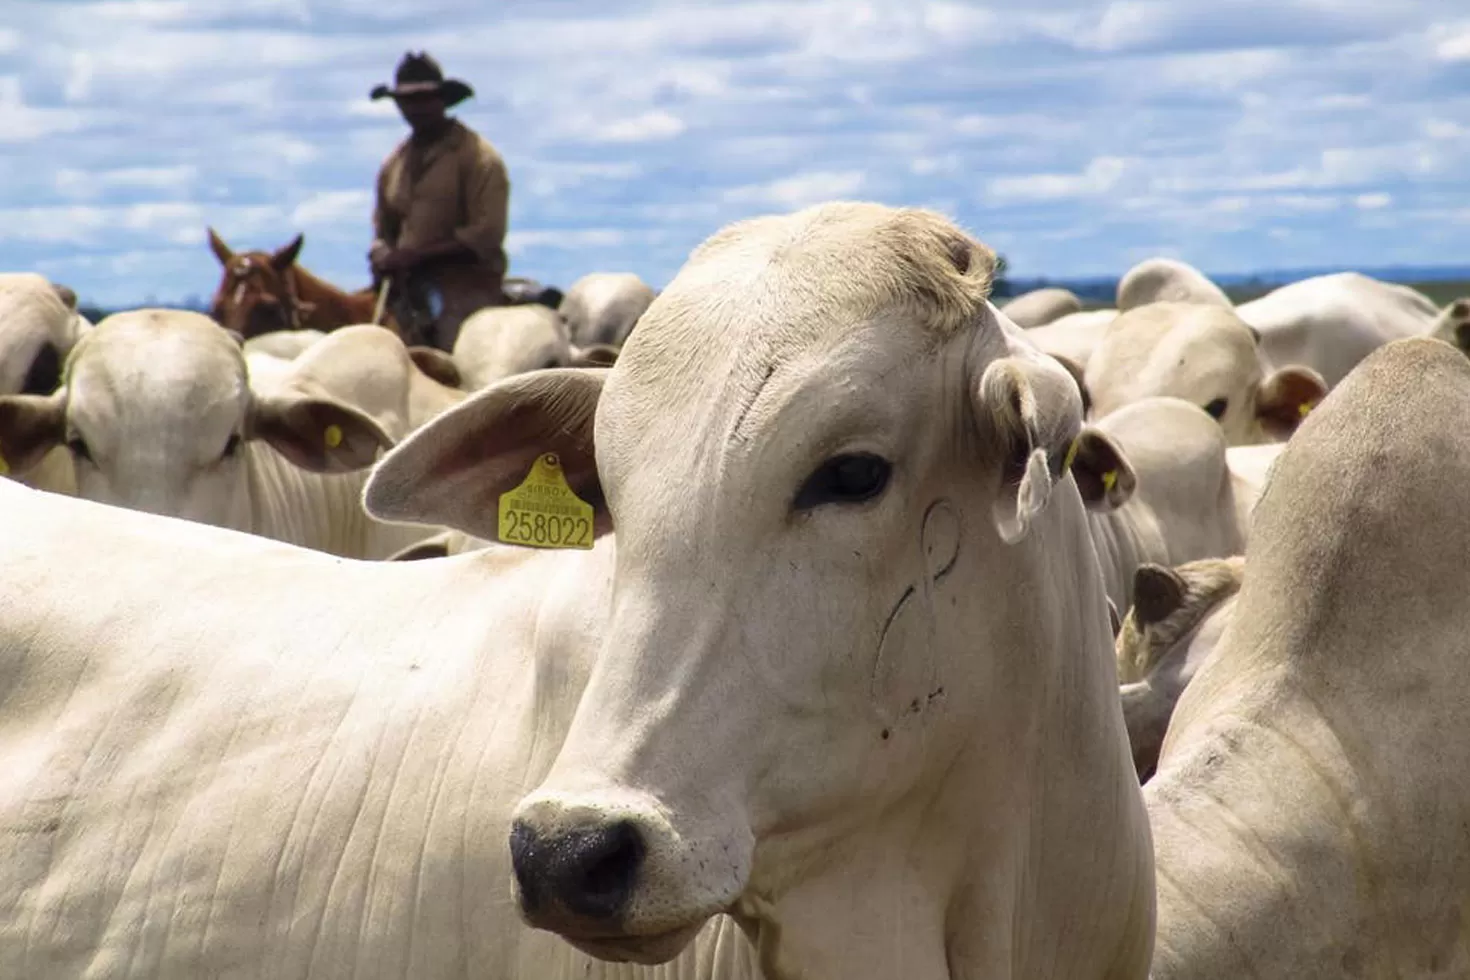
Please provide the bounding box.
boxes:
[206,229,315,338]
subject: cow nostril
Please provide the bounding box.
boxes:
[510,817,646,923]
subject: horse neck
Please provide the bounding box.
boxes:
[288,264,376,328]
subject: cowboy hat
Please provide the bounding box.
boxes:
[369,51,474,107]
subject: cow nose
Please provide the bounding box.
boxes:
[510,818,646,923]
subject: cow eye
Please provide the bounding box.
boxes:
[221,434,242,459]
[1203,397,1228,420]
[66,436,92,463]
[795,453,891,510]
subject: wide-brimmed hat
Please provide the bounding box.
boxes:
[370,51,474,107]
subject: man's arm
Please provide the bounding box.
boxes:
[450,143,510,271]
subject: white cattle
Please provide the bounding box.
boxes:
[1236,272,1443,388]
[1070,397,1245,617]
[1116,257,1232,312]
[1000,286,1082,328]
[1085,302,1327,445]
[453,305,619,391]
[0,472,761,979]
[449,203,1154,977]
[0,311,434,560]
[0,272,92,496]
[1429,296,1470,353]
[1148,337,1470,977]
[1115,556,1243,781]
[1025,307,1116,372]
[558,272,656,348]
[242,328,327,360]
[1224,442,1285,541]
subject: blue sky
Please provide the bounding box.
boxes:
[3,0,1470,308]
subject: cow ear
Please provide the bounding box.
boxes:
[1067,426,1136,512]
[1255,365,1327,440]
[1132,563,1187,628]
[208,227,234,266]
[975,353,1084,544]
[386,534,453,561]
[1049,352,1092,416]
[249,392,393,473]
[363,367,606,543]
[0,391,67,475]
[271,234,305,272]
[407,345,463,388]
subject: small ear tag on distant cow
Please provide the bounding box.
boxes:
[324,424,343,449]
[1102,469,1118,493]
[1299,400,1316,418]
[497,453,595,550]
[0,450,8,477]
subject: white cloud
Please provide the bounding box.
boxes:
[54,165,199,199]
[1355,193,1392,210]
[0,76,89,144]
[724,170,867,209]
[988,157,1130,203]
[506,228,630,254]
[0,29,18,55]
[291,189,372,228]
[1433,23,1470,62]
[586,110,687,144]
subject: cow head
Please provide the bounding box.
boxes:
[0,310,389,529]
[365,203,1154,978]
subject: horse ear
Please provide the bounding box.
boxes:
[272,234,305,272]
[208,227,234,266]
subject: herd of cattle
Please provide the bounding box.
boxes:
[2,200,1470,978]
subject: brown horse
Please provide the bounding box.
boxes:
[206,228,397,339]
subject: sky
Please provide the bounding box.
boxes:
[3,0,1470,309]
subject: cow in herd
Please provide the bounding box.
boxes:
[2,201,1470,978]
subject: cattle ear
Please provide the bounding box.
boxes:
[1255,365,1327,440]
[1107,598,1122,638]
[0,391,67,475]
[364,367,606,543]
[1132,563,1187,628]
[271,234,305,272]
[975,353,1083,544]
[249,392,393,473]
[208,227,234,266]
[1067,427,1135,512]
[1049,353,1092,416]
[223,329,246,348]
[51,282,78,311]
[568,343,620,369]
[408,346,464,388]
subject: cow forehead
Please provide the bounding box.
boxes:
[69,315,248,419]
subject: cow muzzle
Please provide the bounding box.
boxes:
[508,792,750,964]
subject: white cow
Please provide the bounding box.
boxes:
[453,305,619,391]
[437,203,1155,978]
[1000,287,1082,328]
[1115,556,1243,781]
[1085,302,1327,445]
[1224,442,1285,542]
[1429,296,1470,353]
[1148,337,1470,977]
[558,272,656,348]
[1236,272,1443,388]
[1070,397,1245,616]
[0,311,434,560]
[1116,257,1232,312]
[0,470,761,979]
[0,272,93,496]
[242,328,328,360]
[1025,307,1116,372]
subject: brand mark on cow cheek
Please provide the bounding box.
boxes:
[870,498,960,729]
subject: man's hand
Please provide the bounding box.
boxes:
[371,246,423,277]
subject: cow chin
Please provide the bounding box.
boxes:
[561,920,708,965]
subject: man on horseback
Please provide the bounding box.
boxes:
[367,51,510,351]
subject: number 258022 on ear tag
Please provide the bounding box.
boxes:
[497,453,595,550]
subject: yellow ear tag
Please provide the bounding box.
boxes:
[0,450,8,477]
[1062,437,1080,471]
[324,424,343,449]
[497,452,595,550]
[1102,469,1118,494]
[1298,400,1316,418]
